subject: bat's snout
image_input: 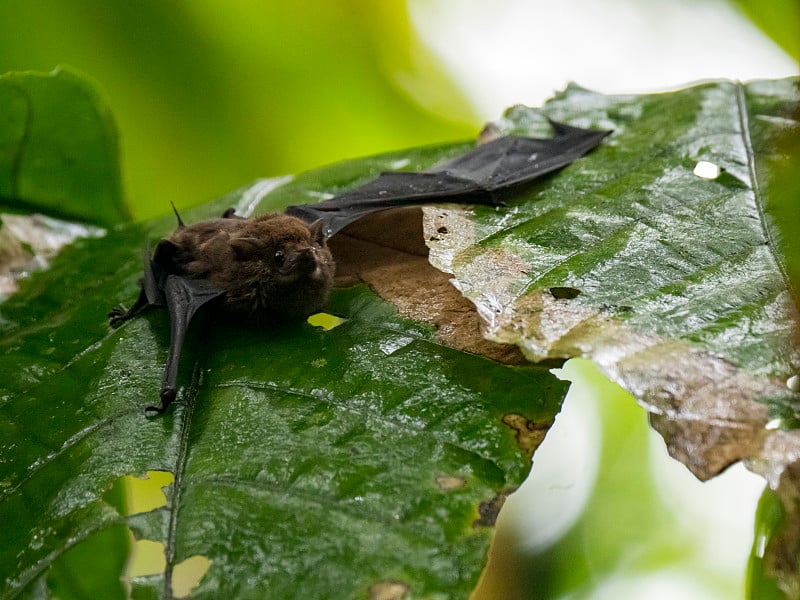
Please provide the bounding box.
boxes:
[279,246,323,279]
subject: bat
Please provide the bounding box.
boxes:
[109,120,610,415]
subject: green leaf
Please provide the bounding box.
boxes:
[0,67,127,226]
[749,86,800,599]
[425,78,800,481]
[0,182,566,597]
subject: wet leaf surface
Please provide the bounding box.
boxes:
[0,177,565,598]
[426,78,800,482]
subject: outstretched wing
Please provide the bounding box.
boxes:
[285,120,610,239]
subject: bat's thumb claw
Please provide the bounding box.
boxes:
[108,305,128,328]
[145,388,176,417]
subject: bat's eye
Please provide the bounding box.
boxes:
[274,250,285,264]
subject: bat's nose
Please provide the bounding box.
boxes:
[294,247,318,273]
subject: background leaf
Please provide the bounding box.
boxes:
[0,67,126,226]
[730,0,800,63]
[0,1,476,221]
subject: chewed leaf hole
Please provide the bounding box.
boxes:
[549,286,581,300]
[307,312,347,331]
[108,470,174,516]
[172,555,212,598]
[693,160,721,179]
[127,538,166,577]
[368,579,410,600]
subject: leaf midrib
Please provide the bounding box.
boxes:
[162,355,203,600]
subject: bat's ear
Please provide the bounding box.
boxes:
[170,202,186,229]
[308,219,326,245]
[152,239,179,270]
[230,236,264,260]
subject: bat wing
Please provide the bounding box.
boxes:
[112,233,225,414]
[285,170,488,239]
[285,120,610,238]
[428,121,610,190]
[149,274,224,415]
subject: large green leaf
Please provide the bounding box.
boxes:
[0,67,127,226]
[425,78,800,482]
[0,171,566,598]
[3,73,799,598]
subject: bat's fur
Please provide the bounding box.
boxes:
[165,213,335,320]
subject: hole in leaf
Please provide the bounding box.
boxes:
[693,160,721,179]
[172,555,212,598]
[307,312,346,330]
[549,286,581,300]
[107,470,174,516]
[368,579,410,600]
[127,538,166,577]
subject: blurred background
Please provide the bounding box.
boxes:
[0,1,796,598]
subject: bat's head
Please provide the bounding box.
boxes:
[229,215,332,283]
[222,214,335,318]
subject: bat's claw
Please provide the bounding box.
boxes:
[145,387,177,416]
[108,304,130,328]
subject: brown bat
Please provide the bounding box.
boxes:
[110,121,610,414]
[109,208,335,414]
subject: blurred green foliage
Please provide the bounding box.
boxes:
[0,0,475,221]
[0,67,127,226]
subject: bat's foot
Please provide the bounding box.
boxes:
[108,304,132,328]
[145,388,177,417]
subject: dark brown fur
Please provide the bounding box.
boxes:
[166,214,335,320]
